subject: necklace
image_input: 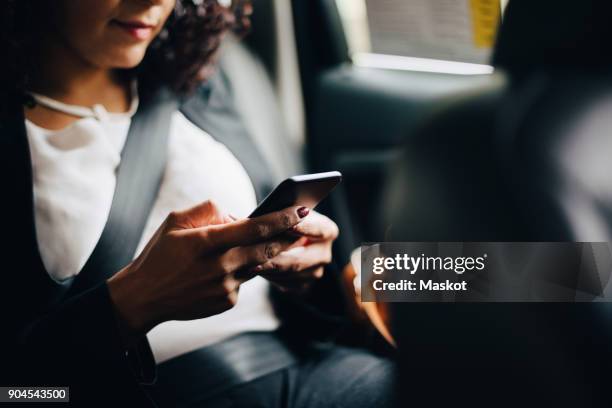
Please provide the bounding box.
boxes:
[28,81,139,121]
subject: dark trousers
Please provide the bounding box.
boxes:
[153,341,395,408]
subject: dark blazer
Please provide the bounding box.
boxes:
[0,71,351,407]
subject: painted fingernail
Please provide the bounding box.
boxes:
[253,265,264,272]
[297,207,310,218]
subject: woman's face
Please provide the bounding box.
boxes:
[51,0,176,69]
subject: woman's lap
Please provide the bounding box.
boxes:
[199,345,395,408]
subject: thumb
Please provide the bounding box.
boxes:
[167,200,227,230]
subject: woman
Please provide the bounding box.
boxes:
[0,0,393,406]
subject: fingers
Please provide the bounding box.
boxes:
[223,213,238,223]
[180,274,241,319]
[219,236,297,273]
[266,266,325,293]
[289,211,339,241]
[258,243,333,274]
[166,200,228,230]
[198,206,308,250]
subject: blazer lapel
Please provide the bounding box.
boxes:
[0,101,68,315]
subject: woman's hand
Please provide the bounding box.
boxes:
[107,200,308,343]
[255,210,339,292]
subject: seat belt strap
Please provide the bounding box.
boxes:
[69,88,177,295]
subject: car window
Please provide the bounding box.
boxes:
[335,0,506,73]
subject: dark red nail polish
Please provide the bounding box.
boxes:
[297,207,310,218]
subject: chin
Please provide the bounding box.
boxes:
[101,47,148,69]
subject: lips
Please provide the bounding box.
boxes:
[111,19,157,41]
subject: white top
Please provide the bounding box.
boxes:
[25,92,280,364]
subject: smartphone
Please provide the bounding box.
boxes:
[249,171,342,218]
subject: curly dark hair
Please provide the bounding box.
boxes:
[0,0,252,110]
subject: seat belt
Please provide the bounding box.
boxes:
[68,88,177,295]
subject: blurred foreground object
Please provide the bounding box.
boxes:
[341,248,395,346]
[382,0,612,406]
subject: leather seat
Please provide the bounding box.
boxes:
[217,0,306,184]
[219,35,305,183]
[384,1,612,406]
